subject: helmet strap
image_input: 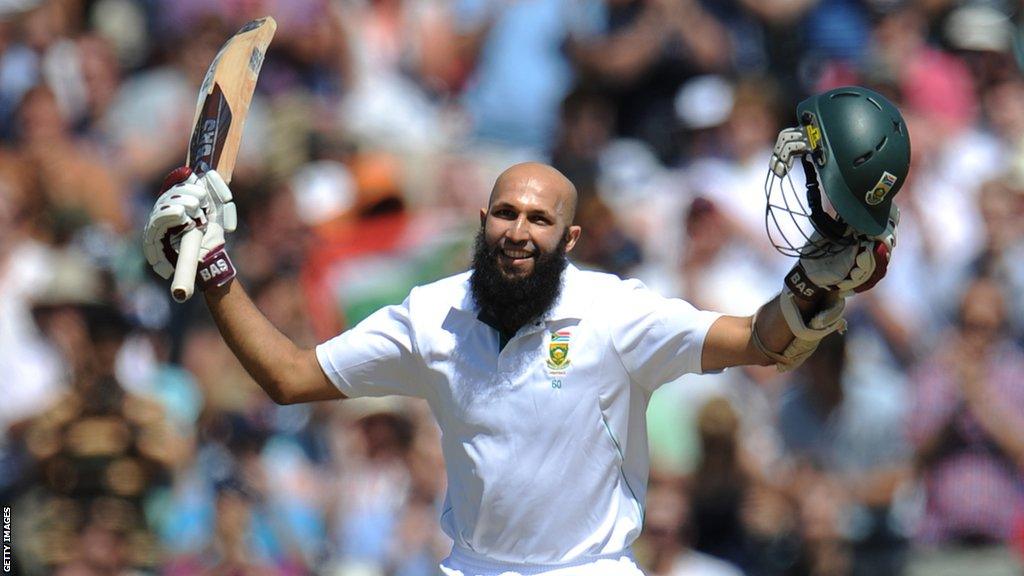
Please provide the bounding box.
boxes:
[801,158,850,242]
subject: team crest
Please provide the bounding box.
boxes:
[866,171,898,205]
[546,330,572,371]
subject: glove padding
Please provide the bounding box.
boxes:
[785,228,894,302]
[770,127,810,178]
[753,290,847,373]
[142,167,237,281]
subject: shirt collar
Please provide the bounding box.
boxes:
[542,264,586,321]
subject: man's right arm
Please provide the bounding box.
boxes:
[144,168,343,405]
[204,279,345,405]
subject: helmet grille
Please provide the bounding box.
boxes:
[764,157,856,259]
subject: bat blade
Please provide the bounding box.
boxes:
[171,16,276,303]
[187,15,276,182]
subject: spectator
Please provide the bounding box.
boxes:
[778,332,912,576]
[453,0,606,153]
[683,76,790,269]
[571,194,644,277]
[689,397,757,571]
[164,477,307,575]
[907,276,1024,576]
[16,84,128,233]
[550,85,616,193]
[572,0,732,162]
[970,177,1024,338]
[339,0,460,153]
[638,479,744,576]
[0,151,64,498]
[73,34,121,145]
[942,4,1018,94]
[676,197,779,316]
[15,260,183,573]
[325,399,419,573]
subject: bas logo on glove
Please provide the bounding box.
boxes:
[200,257,230,282]
[197,246,236,290]
[786,267,820,300]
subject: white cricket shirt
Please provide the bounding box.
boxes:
[316,264,721,568]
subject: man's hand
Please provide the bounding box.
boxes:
[142,167,238,291]
[785,225,895,303]
[756,217,895,372]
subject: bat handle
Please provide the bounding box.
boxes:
[171,228,204,303]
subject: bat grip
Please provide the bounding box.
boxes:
[171,228,204,303]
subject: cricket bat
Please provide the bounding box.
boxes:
[170,16,277,303]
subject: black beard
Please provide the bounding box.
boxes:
[469,227,570,334]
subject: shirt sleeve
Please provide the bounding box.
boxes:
[608,279,722,392]
[315,298,429,399]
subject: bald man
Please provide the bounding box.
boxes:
[144,162,887,575]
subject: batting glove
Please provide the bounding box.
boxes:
[770,127,811,178]
[142,167,238,291]
[784,228,894,303]
[759,213,896,372]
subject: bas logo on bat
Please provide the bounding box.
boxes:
[188,85,232,175]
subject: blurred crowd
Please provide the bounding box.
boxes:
[2,0,1024,574]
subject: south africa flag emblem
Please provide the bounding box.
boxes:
[547,330,571,370]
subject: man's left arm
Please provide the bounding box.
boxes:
[701,293,829,372]
[701,233,893,373]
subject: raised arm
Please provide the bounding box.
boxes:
[701,293,825,372]
[205,280,343,404]
[143,168,343,405]
[701,233,892,373]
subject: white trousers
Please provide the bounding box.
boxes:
[439,547,645,576]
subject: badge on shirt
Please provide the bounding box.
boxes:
[545,329,572,387]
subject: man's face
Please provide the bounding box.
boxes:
[470,166,582,331]
[959,280,1005,350]
[480,177,580,279]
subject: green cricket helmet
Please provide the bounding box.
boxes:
[765,86,910,258]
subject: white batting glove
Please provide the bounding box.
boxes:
[785,214,896,302]
[142,167,238,289]
[770,127,810,177]
[761,211,897,372]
